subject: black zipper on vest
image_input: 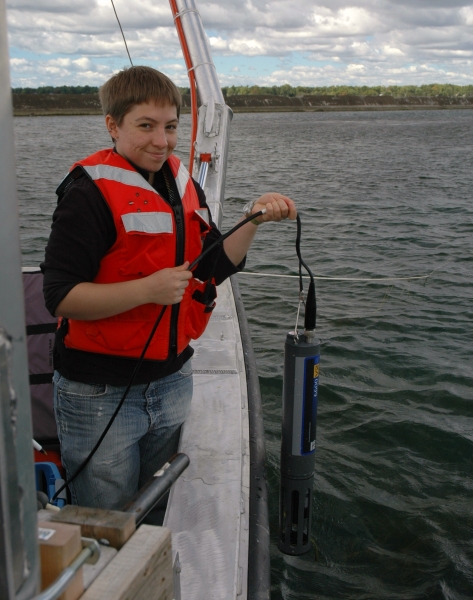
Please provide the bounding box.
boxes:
[162,164,185,358]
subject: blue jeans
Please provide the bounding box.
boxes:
[53,359,193,511]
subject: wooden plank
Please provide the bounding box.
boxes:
[38,521,83,600]
[80,525,173,600]
[51,505,136,549]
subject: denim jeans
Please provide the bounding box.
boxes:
[53,359,193,511]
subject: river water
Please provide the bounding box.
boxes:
[14,109,473,599]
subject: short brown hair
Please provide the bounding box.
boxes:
[99,66,181,125]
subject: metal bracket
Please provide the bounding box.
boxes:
[202,100,221,138]
[294,291,306,341]
[81,537,100,565]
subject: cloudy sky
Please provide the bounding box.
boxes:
[6,0,473,89]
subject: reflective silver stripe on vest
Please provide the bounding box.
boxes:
[121,212,173,234]
[82,164,156,193]
[175,162,190,199]
[195,208,210,225]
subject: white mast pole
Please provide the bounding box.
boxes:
[175,0,233,228]
[0,1,40,597]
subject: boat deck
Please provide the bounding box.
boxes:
[164,277,250,599]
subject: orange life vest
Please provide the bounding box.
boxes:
[62,149,215,361]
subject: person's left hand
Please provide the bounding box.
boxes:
[251,193,297,224]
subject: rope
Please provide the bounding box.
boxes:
[187,61,216,73]
[237,270,437,282]
[110,0,133,66]
[172,7,199,18]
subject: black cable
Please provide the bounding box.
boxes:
[188,210,266,271]
[52,305,167,501]
[295,214,317,330]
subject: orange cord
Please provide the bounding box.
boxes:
[169,0,198,174]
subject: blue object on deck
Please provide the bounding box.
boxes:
[35,462,66,508]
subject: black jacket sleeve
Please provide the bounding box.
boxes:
[41,175,116,316]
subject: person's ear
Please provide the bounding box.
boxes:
[105,114,118,143]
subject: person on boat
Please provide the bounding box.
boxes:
[41,65,296,515]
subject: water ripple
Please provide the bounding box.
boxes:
[15,109,473,599]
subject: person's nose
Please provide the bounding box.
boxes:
[151,127,168,149]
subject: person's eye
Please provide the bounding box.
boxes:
[140,123,152,130]
[167,124,178,131]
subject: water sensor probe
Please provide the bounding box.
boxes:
[278,215,319,556]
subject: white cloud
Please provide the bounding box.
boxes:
[228,37,266,56]
[5,0,473,87]
[209,36,229,51]
[10,57,29,67]
[73,57,93,70]
[462,6,473,26]
[383,46,405,57]
[347,63,366,73]
[310,7,381,37]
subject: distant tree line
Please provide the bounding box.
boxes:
[12,85,99,94]
[220,83,473,98]
[12,85,190,95]
[12,83,473,97]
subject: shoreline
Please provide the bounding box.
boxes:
[12,92,473,116]
[13,105,473,117]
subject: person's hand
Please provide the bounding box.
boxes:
[143,262,193,305]
[251,193,297,224]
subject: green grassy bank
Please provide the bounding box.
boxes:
[12,92,473,117]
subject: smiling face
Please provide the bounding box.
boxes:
[106,101,179,173]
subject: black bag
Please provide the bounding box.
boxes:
[23,268,58,443]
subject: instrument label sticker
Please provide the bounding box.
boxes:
[38,527,56,541]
